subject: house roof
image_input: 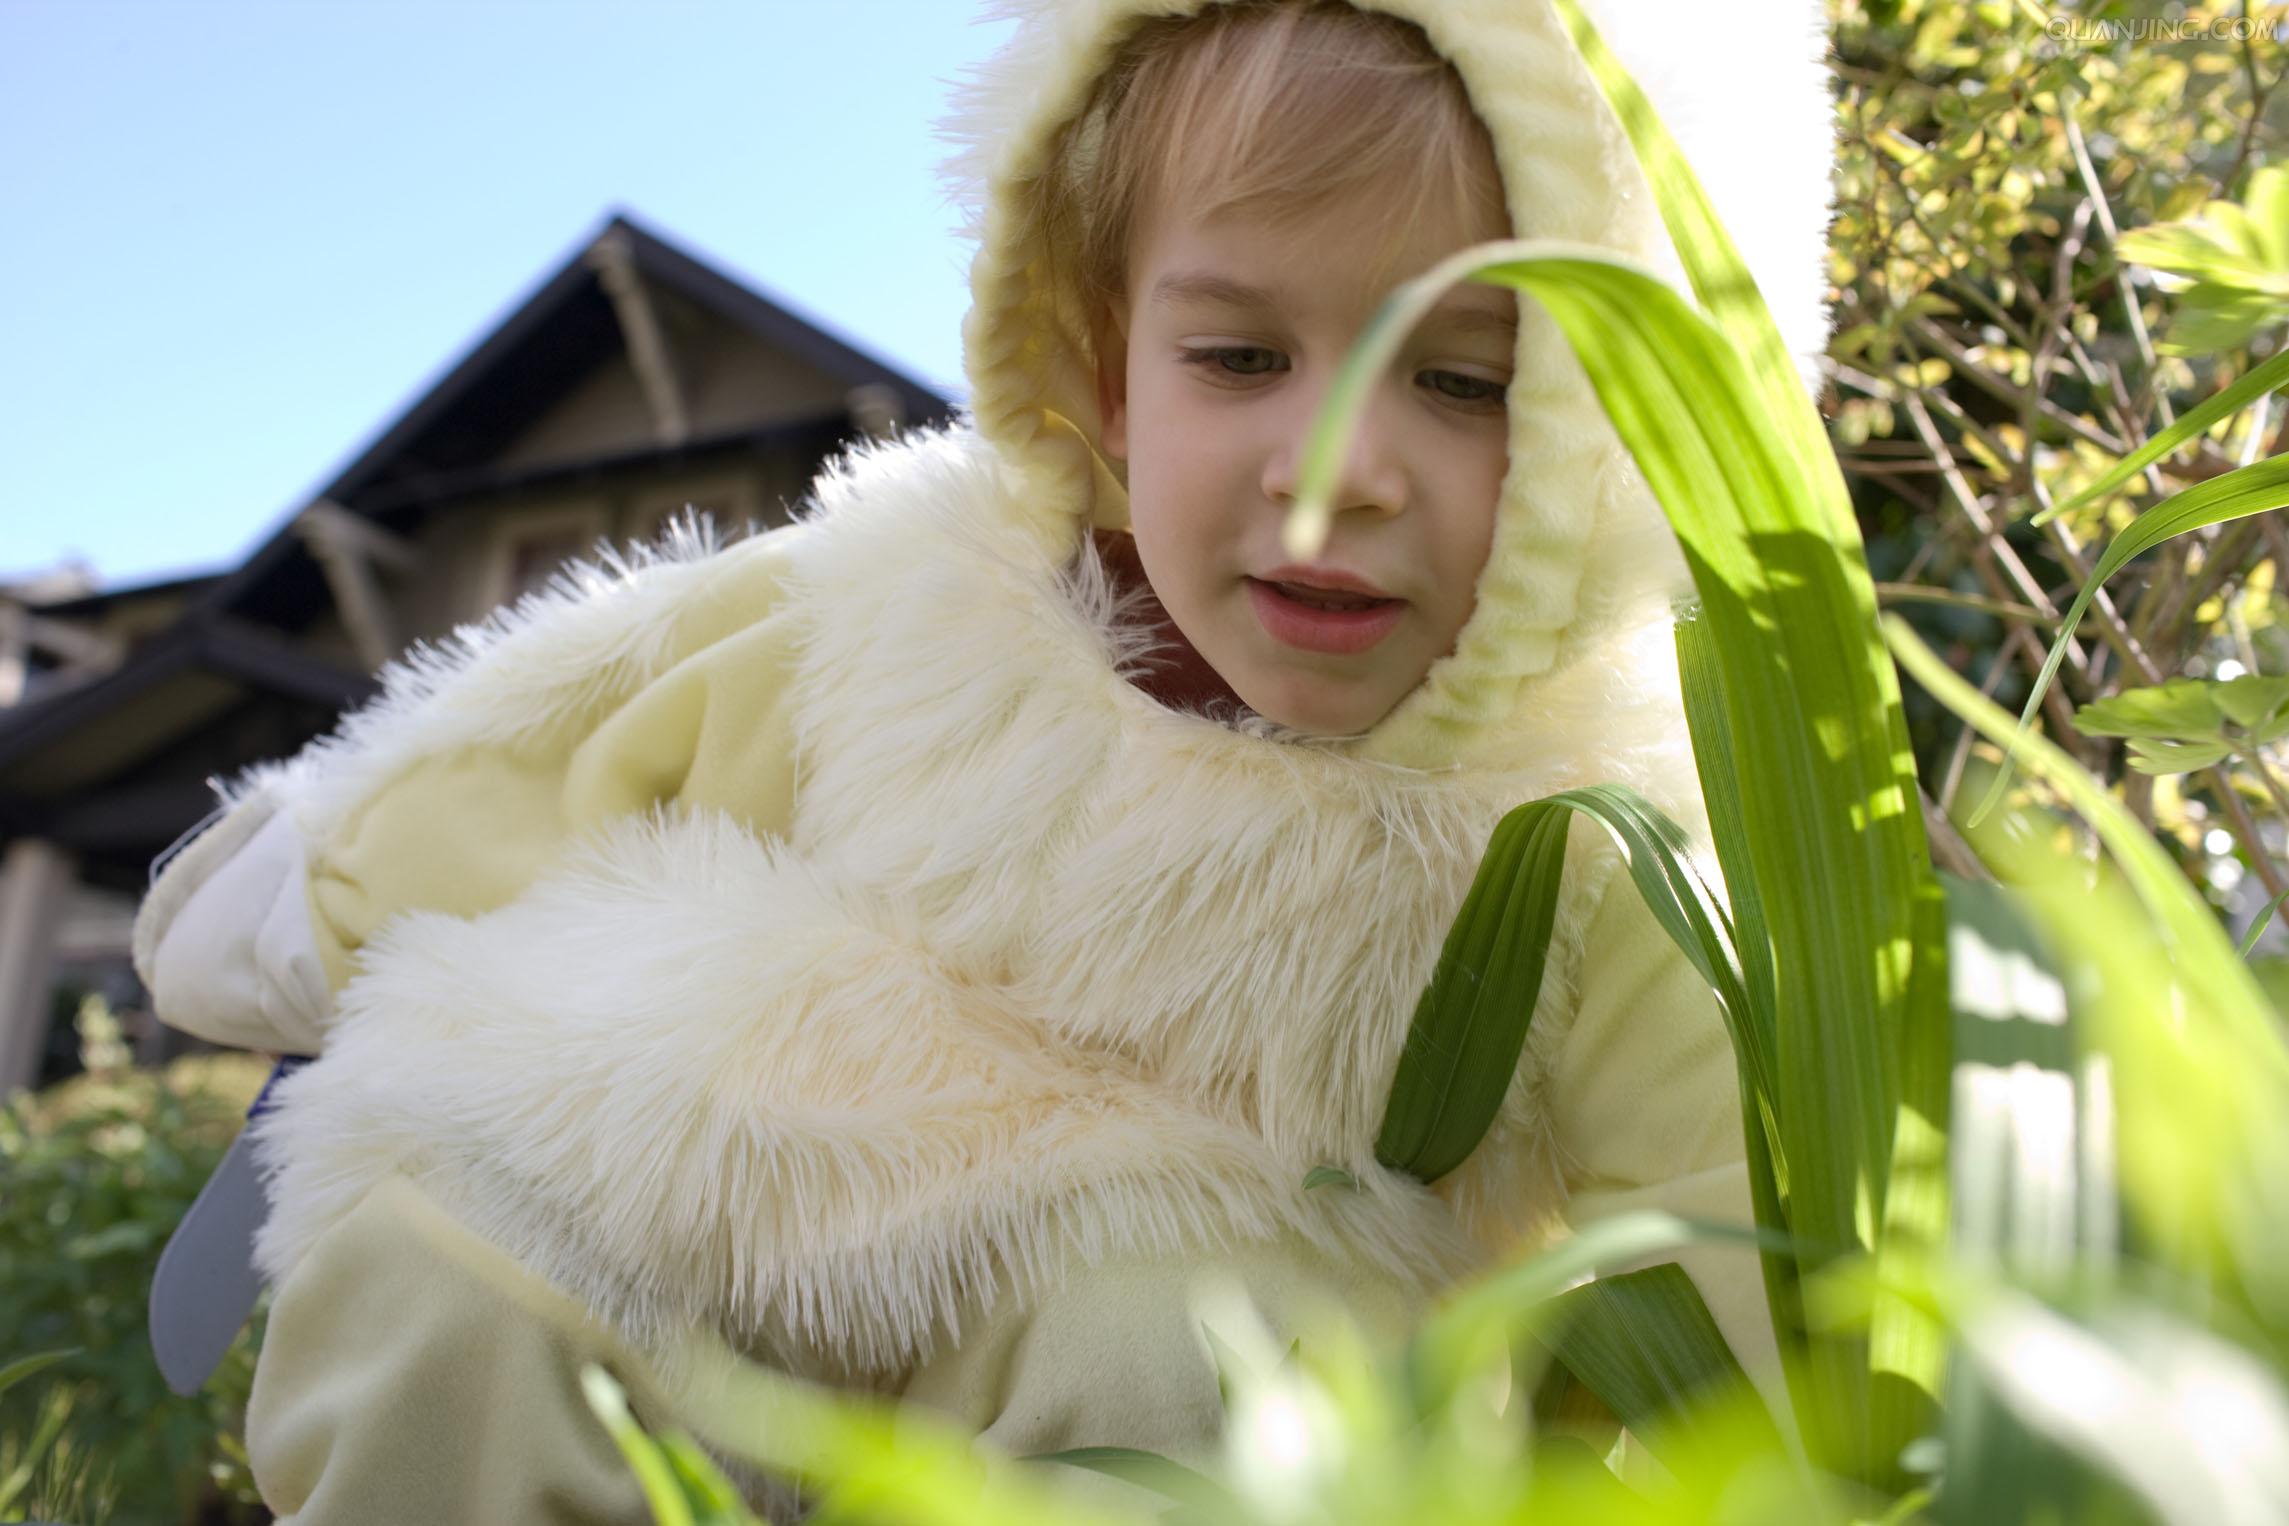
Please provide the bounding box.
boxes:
[27,569,223,620]
[189,209,956,630]
[1,210,958,879]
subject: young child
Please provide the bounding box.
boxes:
[134,0,1837,1516]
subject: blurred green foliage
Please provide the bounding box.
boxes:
[0,1000,268,1525]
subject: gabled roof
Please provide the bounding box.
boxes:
[0,210,958,876]
[188,209,957,629]
[26,569,222,620]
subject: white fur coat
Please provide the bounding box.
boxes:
[158,0,1835,1387]
[247,425,1693,1379]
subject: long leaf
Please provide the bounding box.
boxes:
[1538,1261,1785,1463]
[1556,0,1958,1479]
[1547,0,1822,476]
[1675,616,1779,1055]
[2029,347,2289,527]
[1294,235,1936,1483]
[0,1348,77,1400]
[582,1367,700,1526]
[1412,1209,1723,1404]
[651,1338,1136,1526]
[1375,783,1764,1185]
[1970,452,2289,826]
[1375,803,1569,1181]
[1676,609,1814,1412]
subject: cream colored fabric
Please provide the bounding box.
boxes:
[143,795,330,1055]
[901,1231,1426,1464]
[1552,871,1785,1417]
[132,522,811,1021]
[247,1176,657,1525]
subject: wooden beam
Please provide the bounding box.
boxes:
[0,837,72,1094]
[294,501,403,670]
[298,500,417,574]
[0,601,24,708]
[588,228,691,448]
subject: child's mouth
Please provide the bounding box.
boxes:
[1245,578,1406,655]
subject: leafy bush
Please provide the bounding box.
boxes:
[1826,0,2289,920]
[0,1000,268,1525]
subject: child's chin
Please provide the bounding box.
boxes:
[1233,672,1402,738]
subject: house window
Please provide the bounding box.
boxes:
[483,506,608,615]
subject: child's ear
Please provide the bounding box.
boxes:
[1094,310,1129,462]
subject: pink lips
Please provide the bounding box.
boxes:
[1246,577,1406,655]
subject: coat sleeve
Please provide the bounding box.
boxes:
[132,525,811,1056]
[246,1174,668,1524]
[1544,866,1787,1418]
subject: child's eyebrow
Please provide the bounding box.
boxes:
[1149,271,1279,312]
[1150,270,1517,341]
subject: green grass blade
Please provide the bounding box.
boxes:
[1875,872,1953,1433]
[1368,772,1812,1426]
[1538,9,1955,1472]
[659,1433,767,1526]
[1677,611,1814,1410]
[2029,347,2289,527]
[2239,888,2289,957]
[1522,15,1962,1442]
[1295,240,1935,1482]
[1970,452,2289,826]
[1538,1261,1786,1465]
[0,1348,77,1400]
[583,1366,699,1526]
[1374,784,1770,1192]
[1673,617,1779,1077]
[654,1340,1136,1526]
[1374,806,1570,1181]
[1412,1209,1725,1404]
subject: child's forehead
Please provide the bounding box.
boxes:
[1130,166,1512,314]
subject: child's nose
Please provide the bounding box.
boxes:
[1261,387,1409,520]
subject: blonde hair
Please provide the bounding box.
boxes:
[1044,1,1509,338]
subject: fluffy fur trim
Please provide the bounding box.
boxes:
[221,509,774,842]
[252,806,1479,1380]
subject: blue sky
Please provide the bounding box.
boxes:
[1,0,1020,592]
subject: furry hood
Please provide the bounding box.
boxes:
[939,0,1837,771]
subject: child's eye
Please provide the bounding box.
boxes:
[1421,369,1508,410]
[1178,346,1287,380]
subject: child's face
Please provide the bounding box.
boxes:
[1097,174,1514,736]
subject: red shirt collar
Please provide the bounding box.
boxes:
[1088,528,1254,721]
